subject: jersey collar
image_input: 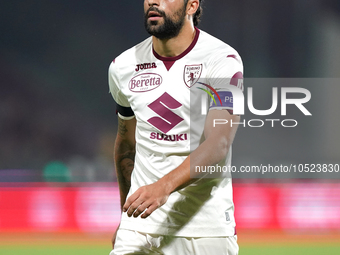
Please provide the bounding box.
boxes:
[152,27,200,71]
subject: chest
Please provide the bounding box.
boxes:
[122,60,207,121]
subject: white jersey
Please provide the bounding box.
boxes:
[109,28,243,237]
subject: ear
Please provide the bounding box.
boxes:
[186,0,199,16]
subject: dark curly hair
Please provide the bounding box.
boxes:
[185,0,203,26]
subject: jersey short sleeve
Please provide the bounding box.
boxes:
[207,53,244,112]
[108,60,134,118]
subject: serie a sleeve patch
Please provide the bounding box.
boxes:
[209,90,233,110]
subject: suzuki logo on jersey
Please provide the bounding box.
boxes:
[184,64,203,88]
[150,132,188,142]
[147,92,184,134]
[135,62,157,72]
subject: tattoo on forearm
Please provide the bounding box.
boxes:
[115,149,135,208]
[119,154,134,185]
[118,119,128,136]
[115,118,136,208]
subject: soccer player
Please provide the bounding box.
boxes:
[109,0,243,254]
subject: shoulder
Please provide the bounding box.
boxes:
[109,37,153,73]
[198,29,242,65]
[196,30,243,85]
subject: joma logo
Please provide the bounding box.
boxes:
[135,62,157,72]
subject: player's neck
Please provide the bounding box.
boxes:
[152,23,196,58]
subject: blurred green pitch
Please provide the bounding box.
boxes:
[0,232,339,255]
[1,243,340,255]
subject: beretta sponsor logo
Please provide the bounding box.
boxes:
[129,73,162,92]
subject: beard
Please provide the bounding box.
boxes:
[144,6,186,40]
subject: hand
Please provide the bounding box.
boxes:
[123,181,170,218]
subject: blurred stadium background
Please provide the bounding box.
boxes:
[0,0,340,254]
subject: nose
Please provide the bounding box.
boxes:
[147,0,160,7]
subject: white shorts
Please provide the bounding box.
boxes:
[110,229,239,255]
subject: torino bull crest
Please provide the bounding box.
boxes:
[184,64,203,88]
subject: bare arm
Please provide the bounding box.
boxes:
[114,116,136,211]
[112,116,136,247]
[161,109,240,192]
[123,109,240,218]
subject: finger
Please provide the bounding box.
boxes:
[126,198,145,217]
[123,190,141,212]
[141,203,159,219]
[132,200,152,218]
